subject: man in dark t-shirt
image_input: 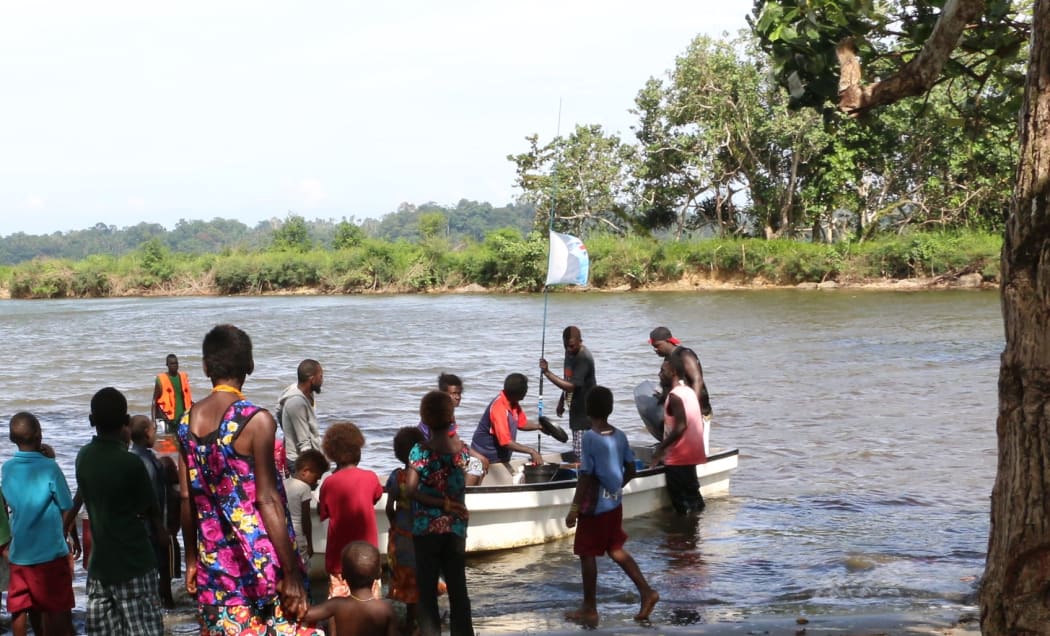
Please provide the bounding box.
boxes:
[539,325,596,461]
[649,326,712,417]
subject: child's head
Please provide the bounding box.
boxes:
[585,385,614,420]
[129,414,157,448]
[419,391,454,432]
[293,449,329,488]
[341,540,381,589]
[9,411,42,450]
[89,387,131,437]
[393,426,426,464]
[322,422,364,467]
[503,373,528,405]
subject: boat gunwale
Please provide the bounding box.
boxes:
[465,447,739,495]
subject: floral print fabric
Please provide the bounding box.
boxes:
[178,400,299,608]
[407,443,470,537]
[200,603,322,635]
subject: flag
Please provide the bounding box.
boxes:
[546,231,589,286]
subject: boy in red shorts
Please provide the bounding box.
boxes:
[1,412,75,636]
[564,386,659,628]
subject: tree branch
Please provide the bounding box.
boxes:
[837,0,987,114]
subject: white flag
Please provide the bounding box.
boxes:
[546,231,589,286]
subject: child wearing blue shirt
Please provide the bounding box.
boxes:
[1,412,75,636]
[564,386,659,628]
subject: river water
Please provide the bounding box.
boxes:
[0,290,999,632]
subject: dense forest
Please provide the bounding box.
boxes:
[0,200,534,266]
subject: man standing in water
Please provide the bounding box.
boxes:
[648,326,712,419]
[277,359,324,468]
[539,325,596,462]
[152,354,193,435]
[652,352,707,515]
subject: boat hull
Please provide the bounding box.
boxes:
[309,447,737,569]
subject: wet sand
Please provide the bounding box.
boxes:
[157,602,982,636]
[478,612,982,635]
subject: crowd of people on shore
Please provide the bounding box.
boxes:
[0,323,711,635]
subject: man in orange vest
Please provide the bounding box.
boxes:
[152,354,193,435]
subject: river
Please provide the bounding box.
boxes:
[0,290,1000,632]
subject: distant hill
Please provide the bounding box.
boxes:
[0,200,535,265]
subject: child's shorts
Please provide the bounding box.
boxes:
[8,555,75,614]
[572,506,628,557]
[466,456,485,477]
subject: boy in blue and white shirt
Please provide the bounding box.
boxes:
[2,412,75,636]
[564,386,659,628]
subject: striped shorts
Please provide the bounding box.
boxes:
[86,569,163,636]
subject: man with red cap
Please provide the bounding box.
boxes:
[648,326,712,419]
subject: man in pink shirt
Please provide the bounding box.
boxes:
[652,352,707,515]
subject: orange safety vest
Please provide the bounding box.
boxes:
[156,371,193,421]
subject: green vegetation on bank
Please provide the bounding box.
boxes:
[0,229,1000,299]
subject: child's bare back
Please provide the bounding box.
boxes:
[305,594,397,636]
[305,540,397,636]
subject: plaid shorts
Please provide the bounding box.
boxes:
[86,569,163,636]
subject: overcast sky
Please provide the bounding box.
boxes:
[0,0,754,236]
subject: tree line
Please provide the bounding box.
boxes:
[0,200,534,266]
[0,228,1000,299]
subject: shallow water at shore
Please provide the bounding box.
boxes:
[0,290,999,632]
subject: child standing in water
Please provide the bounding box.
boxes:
[129,414,176,609]
[564,386,659,628]
[318,422,383,604]
[2,412,76,636]
[385,426,427,633]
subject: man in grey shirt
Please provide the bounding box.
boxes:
[277,359,324,468]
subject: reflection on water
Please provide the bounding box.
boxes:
[0,290,1000,631]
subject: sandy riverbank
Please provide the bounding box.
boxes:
[149,577,983,635]
[0,270,996,300]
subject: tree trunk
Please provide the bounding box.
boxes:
[980,0,1050,632]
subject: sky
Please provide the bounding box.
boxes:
[0,0,755,236]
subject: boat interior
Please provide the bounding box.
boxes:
[478,443,661,487]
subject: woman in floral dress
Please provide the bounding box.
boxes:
[177,324,321,635]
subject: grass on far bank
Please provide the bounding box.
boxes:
[0,229,1002,299]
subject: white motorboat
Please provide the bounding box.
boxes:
[308,445,737,566]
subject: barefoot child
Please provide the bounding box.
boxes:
[385,426,427,633]
[564,386,659,627]
[304,541,397,636]
[319,422,383,604]
[2,412,76,636]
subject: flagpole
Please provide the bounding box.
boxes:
[538,100,563,420]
